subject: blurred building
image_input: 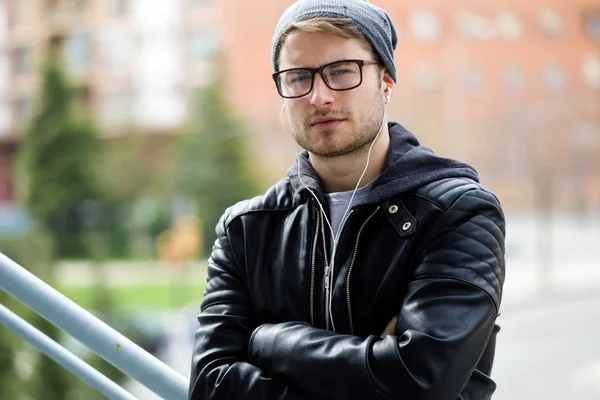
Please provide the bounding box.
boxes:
[0,0,218,204]
[217,0,600,211]
[1,0,599,212]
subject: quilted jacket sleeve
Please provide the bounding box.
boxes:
[247,188,505,400]
[188,212,315,400]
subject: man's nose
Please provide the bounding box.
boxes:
[309,73,335,108]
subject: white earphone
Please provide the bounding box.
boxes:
[279,80,392,332]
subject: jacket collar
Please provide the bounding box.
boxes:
[287,122,479,205]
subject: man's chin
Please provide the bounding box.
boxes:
[307,144,355,158]
[306,136,375,159]
[294,130,361,158]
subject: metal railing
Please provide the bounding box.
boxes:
[0,252,189,400]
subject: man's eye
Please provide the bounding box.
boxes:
[329,69,352,76]
[291,75,311,83]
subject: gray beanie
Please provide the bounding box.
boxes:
[272,0,398,82]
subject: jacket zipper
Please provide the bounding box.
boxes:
[346,207,380,335]
[325,210,354,332]
[319,206,331,330]
[309,209,320,326]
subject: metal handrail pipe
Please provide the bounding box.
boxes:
[0,252,189,400]
[0,304,138,400]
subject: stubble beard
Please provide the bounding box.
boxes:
[290,90,385,159]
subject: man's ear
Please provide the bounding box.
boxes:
[381,71,394,92]
[381,71,394,101]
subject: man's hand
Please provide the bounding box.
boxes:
[380,316,398,338]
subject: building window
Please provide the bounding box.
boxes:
[100,92,131,127]
[108,0,127,15]
[0,60,8,93]
[0,59,7,134]
[0,102,8,135]
[188,30,214,61]
[496,11,523,41]
[46,0,59,14]
[70,0,87,13]
[539,9,565,37]
[584,11,600,40]
[0,97,9,135]
[46,0,56,13]
[101,31,132,68]
[582,53,600,89]
[11,47,32,74]
[410,11,440,43]
[542,62,567,91]
[9,0,28,26]
[64,33,91,75]
[503,63,525,92]
[414,64,440,92]
[455,11,495,40]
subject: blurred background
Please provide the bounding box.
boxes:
[0,0,598,399]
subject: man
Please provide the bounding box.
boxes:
[189,0,505,399]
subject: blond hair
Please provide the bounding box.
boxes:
[275,17,381,70]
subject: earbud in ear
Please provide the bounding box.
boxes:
[385,82,393,102]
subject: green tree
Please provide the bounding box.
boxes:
[177,78,263,255]
[18,47,100,259]
[97,133,177,258]
[11,44,101,399]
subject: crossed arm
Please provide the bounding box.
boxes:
[188,190,505,400]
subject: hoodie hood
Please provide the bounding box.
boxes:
[288,122,479,205]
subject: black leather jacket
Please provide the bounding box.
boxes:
[190,123,506,400]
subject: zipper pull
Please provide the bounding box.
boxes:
[324,266,331,289]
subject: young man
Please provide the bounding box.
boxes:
[189,1,506,399]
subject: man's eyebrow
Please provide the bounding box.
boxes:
[281,59,353,70]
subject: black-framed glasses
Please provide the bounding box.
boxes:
[272,59,380,99]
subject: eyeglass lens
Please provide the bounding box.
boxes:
[277,61,362,98]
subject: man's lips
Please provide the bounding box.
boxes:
[310,118,346,127]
